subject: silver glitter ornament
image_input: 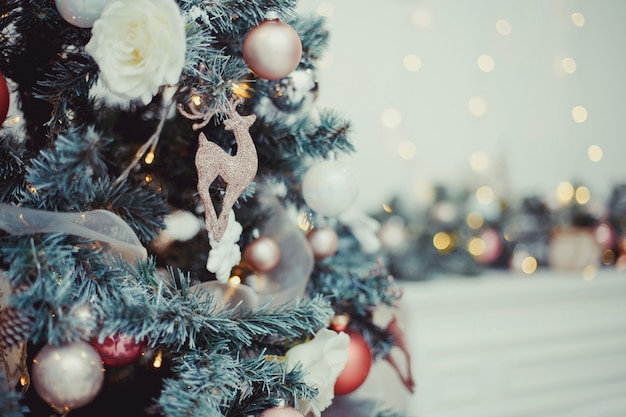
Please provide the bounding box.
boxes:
[266,68,319,114]
[32,341,105,413]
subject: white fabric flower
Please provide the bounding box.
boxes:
[286,328,350,417]
[85,0,186,105]
[206,210,243,283]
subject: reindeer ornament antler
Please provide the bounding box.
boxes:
[178,97,258,242]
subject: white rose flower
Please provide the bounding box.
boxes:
[286,328,350,417]
[85,0,186,105]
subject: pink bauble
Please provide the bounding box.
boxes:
[0,72,9,125]
[32,341,104,413]
[306,227,339,259]
[475,227,503,265]
[242,18,302,80]
[260,406,304,417]
[243,236,281,272]
[594,222,615,249]
[91,333,147,367]
[333,329,372,396]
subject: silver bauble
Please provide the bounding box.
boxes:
[266,68,319,113]
[32,341,105,413]
[242,18,303,81]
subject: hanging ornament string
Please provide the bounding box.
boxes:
[178,97,258,242]
[0,203,147,262]
[114,85,181,185]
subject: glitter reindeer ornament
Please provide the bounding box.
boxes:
[178,97,258,242]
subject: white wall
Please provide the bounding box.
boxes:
[297,0,626,213]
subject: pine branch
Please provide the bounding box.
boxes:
[0,132,29,204]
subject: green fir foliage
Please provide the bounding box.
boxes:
[0,0,408,416]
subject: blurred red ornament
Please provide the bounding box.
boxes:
[243,236,281,272]
[333,328,372,396]
[306,227,339,259]
[259,406,304,417]
[91,333,147,367]
[242,17,302,81]
[0,72,9,125]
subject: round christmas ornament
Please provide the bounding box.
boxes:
[260,405,305,417]
[333,328,372,396]
[31,340,105,413]
[306,227,339,259]
[243,236,281,272]
[474,227,503,265]
[266,68,319,113]
[0,72,9,125]
[302,160,359,217]
[91,332,147,367]
[242,15,303,80]
[55,0,108,28]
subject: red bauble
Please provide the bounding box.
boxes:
[260,406,304,417]
[243,236,281,272]
[91,333,147,367]
[242,18,302,80]
[306,227,339,260]
[0,72,9,125]
[334,328,372,396]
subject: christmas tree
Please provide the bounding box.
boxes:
[0,1,414,416]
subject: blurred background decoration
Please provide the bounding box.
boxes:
[296,0,626,280]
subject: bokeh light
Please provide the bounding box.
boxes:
[381,108,403,128]
[572,105,588,123]
[521,256,538,274]
[469,150,489,172]
[496,19,512,35]
[466,211,484,229]
[477,54,495,72]
[316,2,335,17]
[411,8,433,29]
[398,140,417,160]
[476,185,494,205]
[467,237,485,257]
[571,12,585,27]
[562,57,577,74]
[575,185,591,204]
[557,181,575,204]
[468,96,487,117]
[433,231,452,251]
[403,54,422,72]
[588,145,603,162]
[317,52,333,69]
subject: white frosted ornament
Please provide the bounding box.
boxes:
[302,160,359,217]
[242,16,303,80]
[32,341,105,413]
[55,0,108,28]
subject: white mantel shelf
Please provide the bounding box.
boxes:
[382,268,626,417]
[325,269,626,417]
